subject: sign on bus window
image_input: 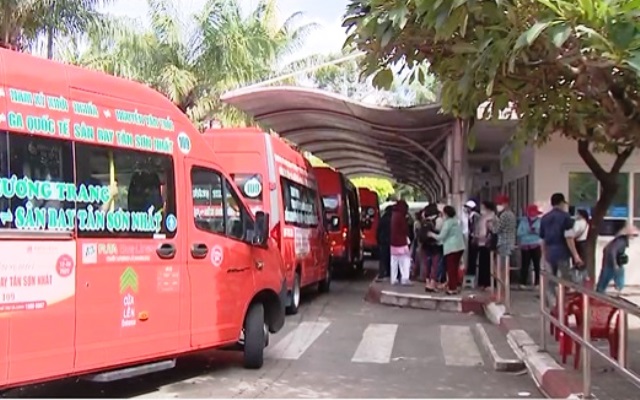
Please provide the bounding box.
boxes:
[281,177,319,228]
[232,173,263,201]
[0,131,177,238]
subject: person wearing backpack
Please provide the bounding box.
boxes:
[427,205,466,295]
[421,203,442,291]
[517,204,543,289]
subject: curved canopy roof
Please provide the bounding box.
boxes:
[221,86,455,199]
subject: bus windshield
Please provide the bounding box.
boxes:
[322,195,339,211]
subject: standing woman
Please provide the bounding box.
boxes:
[475,201,497,290]
[390,200,412,285]
[574,209,590,263]
[428,205,466,295]
[517,204,543,289]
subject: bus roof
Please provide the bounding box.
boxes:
[0,49,204,159]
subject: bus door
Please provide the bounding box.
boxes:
[187,160,255,346]
[0,317,5,385]
[74,146,183,371]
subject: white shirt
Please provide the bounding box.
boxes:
[574,218,589,242]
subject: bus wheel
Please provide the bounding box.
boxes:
[318,264,331,293]
[243,303,266,369]
[286,272,301,315]
[355,260,364,274]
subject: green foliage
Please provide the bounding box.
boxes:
[293,51,440,106]
[306,154,327,167]
[350,176,395,200]
[392,182,427,202]
[59,0,317,127]
[343,0,640,148]
[0,0,111,53]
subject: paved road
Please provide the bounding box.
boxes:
[5,263,542,398]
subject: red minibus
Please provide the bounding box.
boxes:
[0,49,287,392]
[313,166,364,274]
[358,187,380,258]
[204,128,331,315]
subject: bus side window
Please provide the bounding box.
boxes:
[0,131,73,230]
[223,179,253,241]
[191,166,225,235]
[75,143,177,238]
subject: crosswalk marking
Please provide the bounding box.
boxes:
[440,325,484,367]
[267,321,331,360]
[351,323,398,364]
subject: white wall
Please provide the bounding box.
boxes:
[529,136,640,286]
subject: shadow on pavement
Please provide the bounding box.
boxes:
[4,261,379,399]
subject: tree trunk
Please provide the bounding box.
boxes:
[46,26,54,60]
[576,140,634,278]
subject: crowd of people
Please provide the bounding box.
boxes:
[375,192,638,298]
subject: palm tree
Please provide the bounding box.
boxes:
[0,0,112,57]
[61,0,317,127]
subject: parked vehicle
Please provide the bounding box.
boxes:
[358,187,380,258]
[313,166,364,274]
[204,128,331,315]
[0,49,286,391]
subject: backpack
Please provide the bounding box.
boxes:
[419,218,438,247]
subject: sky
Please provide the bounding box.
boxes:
[103,0,350,60]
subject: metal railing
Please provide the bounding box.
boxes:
[540,270,640,398]
[490,252,511,314]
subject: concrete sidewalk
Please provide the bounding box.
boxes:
[365,279,488,314]
[488,289,640,400]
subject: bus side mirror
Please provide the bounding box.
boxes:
[323,216,339,230]
[253,211,270,247]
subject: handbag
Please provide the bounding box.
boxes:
[617,252,629,266]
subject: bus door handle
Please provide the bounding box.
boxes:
[191,243,209,259]
[254,260,264,270]
[157,243,176,259]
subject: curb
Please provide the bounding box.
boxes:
[365,280,487,315]
[484,302,583,399]
[472,323,525,372]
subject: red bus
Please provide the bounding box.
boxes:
[0,49,287,391]
[358,187,380,258]
[204,128,331,315]
[313,166,364,274]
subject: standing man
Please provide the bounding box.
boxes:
[376,205,393,282]
[539,193,583,304]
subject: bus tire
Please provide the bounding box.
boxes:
[286,272,301,315]
[243,302,265,369]
[355,260,364,273]
[318,264,331,293]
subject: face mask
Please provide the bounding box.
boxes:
[496,204,505,212]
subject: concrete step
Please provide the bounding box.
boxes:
[376,289,486,314]
[472,322,525,372]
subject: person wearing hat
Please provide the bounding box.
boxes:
[517,204,543,289]
[462,200,480,278]
[539,192,583,303]
[596,224,639,294]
